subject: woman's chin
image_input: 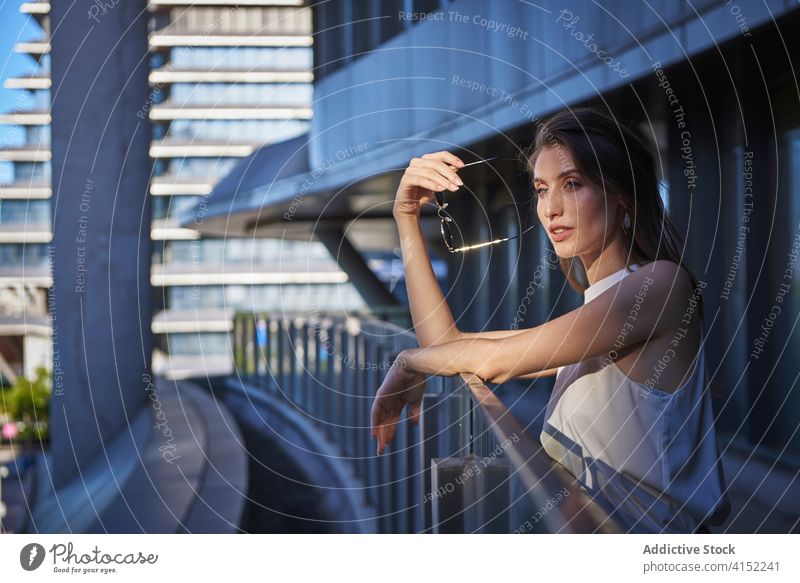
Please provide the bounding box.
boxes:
[550,243,577,259]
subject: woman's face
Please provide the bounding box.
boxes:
[533,145,624,260]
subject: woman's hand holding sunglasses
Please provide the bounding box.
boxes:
[393,151,465,220]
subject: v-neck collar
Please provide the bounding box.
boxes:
[584,263,642,303]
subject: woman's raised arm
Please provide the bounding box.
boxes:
[393,151,557,379]
[393,151,466,347]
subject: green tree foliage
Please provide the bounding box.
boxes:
[0,367,51,444]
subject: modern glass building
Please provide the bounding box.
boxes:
[0,1,52,384]
[1,0,369,383]
[146,0,366,378]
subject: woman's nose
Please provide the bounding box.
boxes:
[546,195,563,220]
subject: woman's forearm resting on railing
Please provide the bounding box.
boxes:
[395,338,532,384]
[395,261,689,384]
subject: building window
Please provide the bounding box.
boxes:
[0,243,49,268]
[169,83,312,107]
[169,47,312,70]
[168,119,308,142]
[0,199,51,226]
[163,6,311,35]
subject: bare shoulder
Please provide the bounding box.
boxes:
[634,259,699,314]
[636,259,695,291]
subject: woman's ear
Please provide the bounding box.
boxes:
[616,197,630,223]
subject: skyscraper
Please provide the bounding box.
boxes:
[0,1,51,384]
[0,0,367,383]
[146,0,364,378]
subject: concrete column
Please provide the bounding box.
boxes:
[49,1,152,489]
[316,225,399,307]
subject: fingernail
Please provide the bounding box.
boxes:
[455,177,463,185]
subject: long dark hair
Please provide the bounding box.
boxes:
[524,106,703,318]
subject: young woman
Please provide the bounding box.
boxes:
[370,107,731,534]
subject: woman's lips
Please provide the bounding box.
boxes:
[550,227,574,243]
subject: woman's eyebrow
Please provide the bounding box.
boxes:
[533,168,580,184]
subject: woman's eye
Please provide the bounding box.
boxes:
[535,187,547,197]
[565,180,580,190]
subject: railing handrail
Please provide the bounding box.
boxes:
[232,309,620,533]
[356,313,620,533]
[459,373,620,533]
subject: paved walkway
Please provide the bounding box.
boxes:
[1,379,248,533]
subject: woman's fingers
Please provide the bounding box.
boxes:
[410,156,464,186]
[394,152,464,219]
[405,167,458,192]
[371,397,402,454]
[421,150,465,169]
[370,397,387,438]
[371,397,394,452]
[376,416,399,455]
[408,401,421,426]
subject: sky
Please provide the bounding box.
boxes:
[0,0,41,181]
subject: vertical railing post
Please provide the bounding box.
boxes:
[382,331,422,533]
[355,329,369,487]
[340,324,357,460]
[0,465,8,532]
[360,333,377,508]
[331,323,345,446]
[307,317,322,427]
[277,316,290,400]
[289,318,301,405]
[292,320,302,409]
[316,319,330,437]
[232,312,243,378]
[245,313,255,383]
[267,318,279,393]
[255,314,268,388]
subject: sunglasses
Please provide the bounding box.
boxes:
[433,156,536,253]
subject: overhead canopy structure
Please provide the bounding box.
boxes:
[182,131,405,244]
[181,131,413,306]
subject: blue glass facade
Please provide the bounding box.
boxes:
[0,2,52,379]
[148,2,364,373]
[170,46,313,70]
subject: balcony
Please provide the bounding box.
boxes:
[0,147,51,163]
[150,261,349,287]
[149,32,311,49]
[0,111,50,125]
[0,265,51,287]
[148,0,303,6]
[4,75,51,90]
[150,224,201,241]
[150,176,215,196]
[149,139,260,159]
[0,224,51,244]
[149,67,312,85]
[151,308,234,334]
[148,103,312,120]
[0,182,51,199]
[14,40,50,56]
[20,1,50,14]
[228,310,622,533]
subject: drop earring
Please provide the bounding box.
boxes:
[623,211,631,231]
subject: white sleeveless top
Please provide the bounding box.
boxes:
[540,263,731,533]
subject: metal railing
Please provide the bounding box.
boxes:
[232,310,620,533]
[0,464,8,531]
